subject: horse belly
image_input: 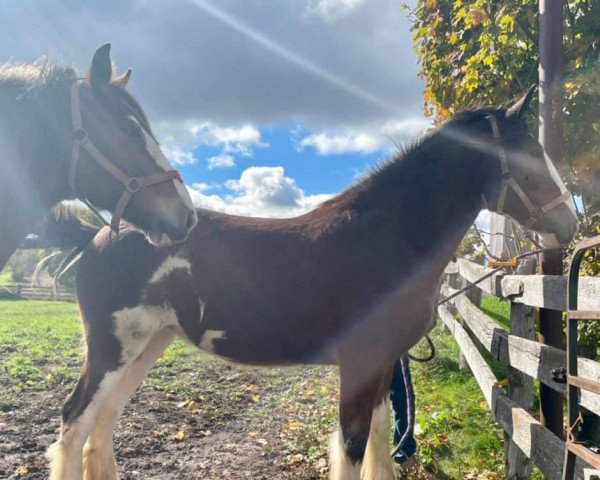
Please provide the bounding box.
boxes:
[189,310,334,367]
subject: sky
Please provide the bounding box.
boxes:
[1,0,434,218]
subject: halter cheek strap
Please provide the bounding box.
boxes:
[487,115,572,229]
[69,82,182,236]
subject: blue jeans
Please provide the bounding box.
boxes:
[390,356,417,463]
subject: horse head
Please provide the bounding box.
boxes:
[478,86,578,246]
[70,44,197,245]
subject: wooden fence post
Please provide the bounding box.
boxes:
[505,257,536,479]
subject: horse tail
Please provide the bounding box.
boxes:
[22,205,101,287]
[22,204,101,251]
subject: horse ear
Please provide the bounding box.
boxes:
[112,68,132,88]
[89,43,113,88]
[506,85,537,119]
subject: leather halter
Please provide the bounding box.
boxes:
[487,115,572,229]
[68,81,182,235]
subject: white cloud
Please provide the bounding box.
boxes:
[382,117,432,140]
[156,121,268,169]
[161,145,198,166]
[196,123,268,157]
[306,0,368,21]
[207,154,236,170]
[295,116,431,156]
[298,131,381,156]
[187,166,332,218]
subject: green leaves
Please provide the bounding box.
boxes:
[405,0,600,217]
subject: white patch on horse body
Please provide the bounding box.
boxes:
[329,427,361,480]
[112,304,179,363]
[198,298,206,323]
[199,329,226,353]
[148,256,192,284]
[362,398,397,480]
[142,130,195,211]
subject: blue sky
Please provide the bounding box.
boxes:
[1,0,431,217]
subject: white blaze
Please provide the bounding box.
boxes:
[142,130,195,211]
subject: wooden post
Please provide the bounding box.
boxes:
[505,258,536,479]
[538,0,565,440]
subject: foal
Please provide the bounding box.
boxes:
[48,88,577,480]
[0,44,196,271]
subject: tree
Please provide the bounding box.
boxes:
[404,0,599,219]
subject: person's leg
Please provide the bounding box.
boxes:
[390,356,417,463]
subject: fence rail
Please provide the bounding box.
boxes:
[0,283,75,302]
[441,258,600,480]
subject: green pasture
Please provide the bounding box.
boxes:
[0,298,536,479]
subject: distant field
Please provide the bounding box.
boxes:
[0,270,12,285]
[0,299,528,479]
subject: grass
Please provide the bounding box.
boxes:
[0,298,535,479]
[0,270,13,285]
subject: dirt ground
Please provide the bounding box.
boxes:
[0,381,326,480]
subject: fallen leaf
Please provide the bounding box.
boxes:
[174,430,185,441]
[16,466,28,476]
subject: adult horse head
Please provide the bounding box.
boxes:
[0,44,197,269]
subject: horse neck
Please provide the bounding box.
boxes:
[350,131,489,264]
[0,77,73,262]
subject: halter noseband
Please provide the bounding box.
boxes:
[486,115,572,229]
[68,81,183,235]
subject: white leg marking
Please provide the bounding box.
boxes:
[48,369,128,480]
[362,399,397,480]
[329,427,361,480]
[83,329,175,480]
[148,256,192,284]
[49,305,175,480]
[199,329,226,353]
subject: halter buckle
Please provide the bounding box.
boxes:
[126,178,141,194]
[72,128,88,144]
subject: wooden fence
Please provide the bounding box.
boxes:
[440,257,600,480]
[0,283,75,302]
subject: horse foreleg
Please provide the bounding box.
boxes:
[83,328,175,480]
[48,304,171,480]
[330,361,395,480]
[47,357,127,480]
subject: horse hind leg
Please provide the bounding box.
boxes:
[329,361,395,480]
[361,395,397,480]
[83,328,175,480]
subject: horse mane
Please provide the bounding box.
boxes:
[0,59,78,94]
[317,106,504,214]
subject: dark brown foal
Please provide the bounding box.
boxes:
[48,89,577,480]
